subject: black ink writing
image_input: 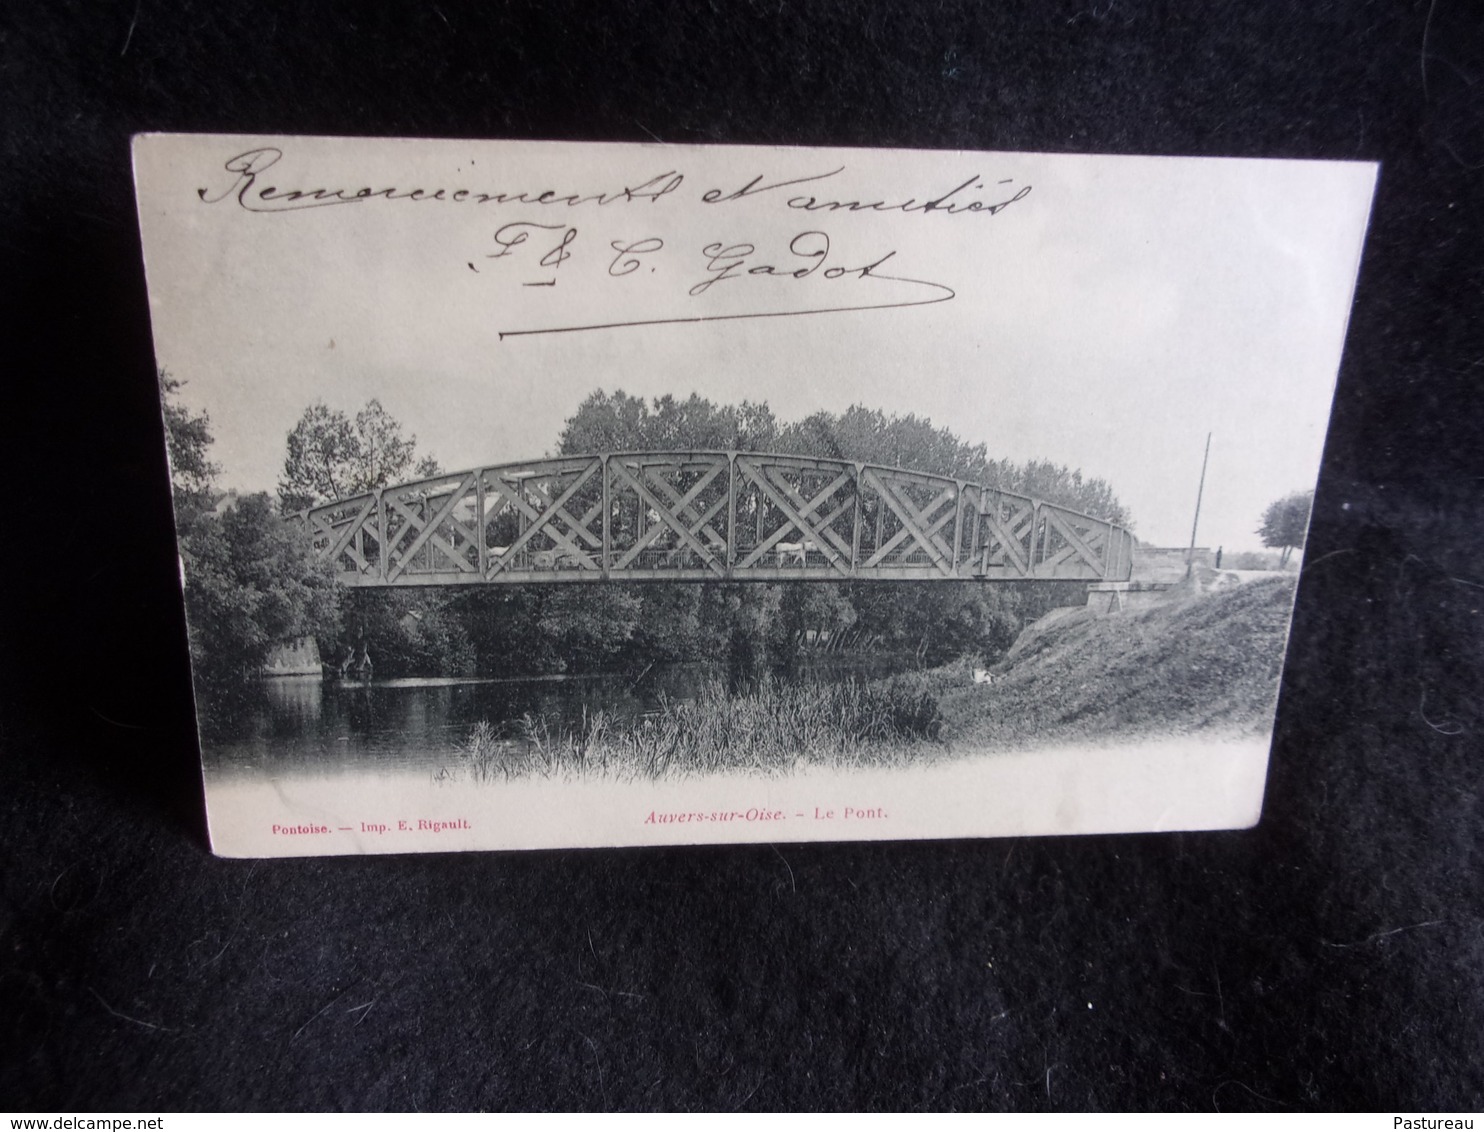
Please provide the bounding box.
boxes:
[500,231,954,338]
[487,222,567,259]
[199,148,1029,221]
[688,231,895,296]
[701,167,847,205]
[689,242,754,296]
[198,148,685,214]
[608,237,664,276]
[539,227,578,269]
[786,175,1031,217]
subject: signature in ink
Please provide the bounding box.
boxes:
[499,230,955,339]
[688,230,893,296]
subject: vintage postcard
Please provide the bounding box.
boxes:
[133,134,1376,857]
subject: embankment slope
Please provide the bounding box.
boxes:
[938,572,1299,751]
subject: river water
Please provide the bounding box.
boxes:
[200,658,914,780]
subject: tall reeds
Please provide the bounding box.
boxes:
[451,675,943,782]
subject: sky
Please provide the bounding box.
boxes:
[135,135,1376,552]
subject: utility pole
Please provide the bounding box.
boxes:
[1185,432,1211,580]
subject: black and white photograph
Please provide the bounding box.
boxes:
[8,3,1484,1114]
[136,135,1375,856]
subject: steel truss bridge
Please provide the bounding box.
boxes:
[295,452,1134,588]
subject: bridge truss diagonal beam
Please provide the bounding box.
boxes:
[611,457,728,572]
[482,460,602,576]
[735,457,853,574]
[608,458,727,577]
[296,450,1134,587]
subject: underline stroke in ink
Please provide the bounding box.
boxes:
[487,228,958,338]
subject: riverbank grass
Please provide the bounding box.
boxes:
[447,573,1298,783]
[452,676,944,782]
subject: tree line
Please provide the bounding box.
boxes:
[162,377,1135,690]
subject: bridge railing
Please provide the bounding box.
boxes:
[292,451,1134,587]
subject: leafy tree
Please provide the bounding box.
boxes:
[336,590,474,678]
[558,389,1128,523]
[1258,490,1313,567]
[778,583,857,650]
[158,378,344,686]
[1012,460,1130,529]
[557,389,651,452]
[280,403,355,510]
[624,584,724,662]
[536,586,644,669]
[449,589,556,676]
[699,583,788,681]
[181,493,341,685]
[776,406,1129,525]
[158,369,219,523]
[779,405,996,482]
[558,389,779,454]
[279,399,436,512]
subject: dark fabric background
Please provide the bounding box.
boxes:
[2,0,1481,1112]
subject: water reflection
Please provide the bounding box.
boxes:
[200,658,909,779]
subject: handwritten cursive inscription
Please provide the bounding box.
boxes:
[688,231,895,296]
[497,230,955,339]
[194,145,1034,338]
[702,169,1032,217]
[199,147,1031,220]
[199,148,685,213]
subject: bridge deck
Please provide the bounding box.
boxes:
[293,451,1134,587]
